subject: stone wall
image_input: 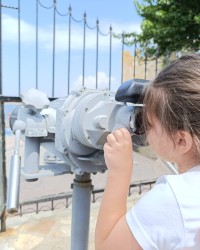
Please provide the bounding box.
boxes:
[123,50,163,82]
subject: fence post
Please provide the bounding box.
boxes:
[0,101,7,232]
[0,0,7,232]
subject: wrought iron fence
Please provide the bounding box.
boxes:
[16,179,156,217]
[0,0,163,99]
[0,0,164,231]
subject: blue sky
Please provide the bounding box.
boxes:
[2,0,142,97]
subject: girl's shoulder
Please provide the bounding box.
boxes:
[126,168,200,249]
[157,164,200,189]
[156,167,200,220]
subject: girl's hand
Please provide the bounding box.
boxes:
[103,128,133,176]
[96,129,140,250]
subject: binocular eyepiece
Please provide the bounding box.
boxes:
[115,78,148,137]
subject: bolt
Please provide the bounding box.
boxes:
[63,147,68,154]
[64,110,69,115]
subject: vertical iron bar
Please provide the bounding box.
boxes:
[133,39,136,79]
[67,5,71,94]
[82,12,86,87]
[108,25,112,90]
[0,206,6,232]
[155,47,158,76]
[144,46,147,80]
[0,0,7,233]
[0,0,2,94]
[36,0,38,89]
[18,0,21,95]
[95,19,99,89]
[51,200,54,211]
[36,202,39,214]
[167,50,169,65]
[20,205,22,216]
[0,107,6,232]
[66,197,68,208]
[164,49,170,66]
[121,32,124,83]
[0,101,6,232]
[52,0,56,97]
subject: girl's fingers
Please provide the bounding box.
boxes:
[113,128,131,141]
[106,133,117,146]
[112,129,123,142]
[106,128,132,146]
[103,142,110,151]
[120,128,132,140]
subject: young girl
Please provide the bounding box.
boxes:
[95,54,200,249]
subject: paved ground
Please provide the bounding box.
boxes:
[0,194,142,250]
[0,136,174,249]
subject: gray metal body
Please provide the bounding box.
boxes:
[8,87,144,181]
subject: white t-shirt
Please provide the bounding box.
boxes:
[126,165,200,250]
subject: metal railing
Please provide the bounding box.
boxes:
[15,179,156,217]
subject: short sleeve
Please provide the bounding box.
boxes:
[126,176,185,250]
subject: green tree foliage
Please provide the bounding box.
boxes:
[131,0,200,56]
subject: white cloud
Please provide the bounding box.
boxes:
[73,71,119,91]
[2,14,140,51]
[2,14,50,44]
[2,14,34,42]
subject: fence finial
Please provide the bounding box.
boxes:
[84,11,87,21]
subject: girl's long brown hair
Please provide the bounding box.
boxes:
[143,54,200,143]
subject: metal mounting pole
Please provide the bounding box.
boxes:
[71,173,92,250]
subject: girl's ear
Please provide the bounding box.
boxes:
[175,131,193,154]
